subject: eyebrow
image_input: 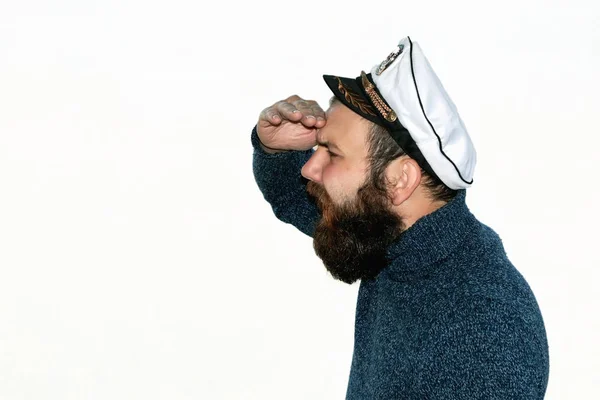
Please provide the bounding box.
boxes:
[316,131,343,153]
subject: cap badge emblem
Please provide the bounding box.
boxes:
[375,43,404,75]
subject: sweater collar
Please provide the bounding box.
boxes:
[384,189,478,274]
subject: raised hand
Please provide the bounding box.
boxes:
[257,95,327,152]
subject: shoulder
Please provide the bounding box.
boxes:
[448,219,537,299]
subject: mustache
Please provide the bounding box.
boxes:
[306,181,329,210]
[306,181,337,225]
[306,181,325,200]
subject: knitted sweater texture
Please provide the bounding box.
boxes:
[251,126,549,399]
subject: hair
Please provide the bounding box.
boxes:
[330,96,457,203]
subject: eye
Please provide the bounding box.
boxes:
[327,149,338,158]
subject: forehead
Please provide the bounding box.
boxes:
[318,103,370,148]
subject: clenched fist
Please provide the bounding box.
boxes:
[257,95,327,153]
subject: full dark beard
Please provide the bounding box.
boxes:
[306,179,405,284]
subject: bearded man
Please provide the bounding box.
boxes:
[251,36,549,399]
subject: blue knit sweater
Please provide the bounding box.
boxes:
[251,126,549,399]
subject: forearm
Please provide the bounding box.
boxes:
[251,125,321,237]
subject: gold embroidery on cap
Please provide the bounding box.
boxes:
[360,71,397,122]
[336,77,376,116]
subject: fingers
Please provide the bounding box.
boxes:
[259,105,283,126]
[292,99,316,127]
[260,96,327,129]
[287,96,327,128]
[309,101,327,128]
[275,101,304,122]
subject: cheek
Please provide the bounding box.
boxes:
[321,163,357,203]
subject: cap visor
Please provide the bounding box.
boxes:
[323,75,384,125]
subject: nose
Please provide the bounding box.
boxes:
[301,148,328,183]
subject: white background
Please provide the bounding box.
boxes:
[0,1,598,399]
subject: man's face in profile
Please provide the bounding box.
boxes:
[303,102,405,284]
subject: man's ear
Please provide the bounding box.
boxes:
[384,157,422,206]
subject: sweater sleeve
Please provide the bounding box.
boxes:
[251,125,321,237]
[416,297,549,399]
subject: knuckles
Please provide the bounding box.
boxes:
[262,96,322,120]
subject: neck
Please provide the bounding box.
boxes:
[394,187,448,230]
[385,189,478,278]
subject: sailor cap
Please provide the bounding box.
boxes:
[323,36,476,190]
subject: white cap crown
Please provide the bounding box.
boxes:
[371,37,476,190]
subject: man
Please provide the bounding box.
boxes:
[251,36,549,399]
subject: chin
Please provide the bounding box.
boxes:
[307,180,405,284]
